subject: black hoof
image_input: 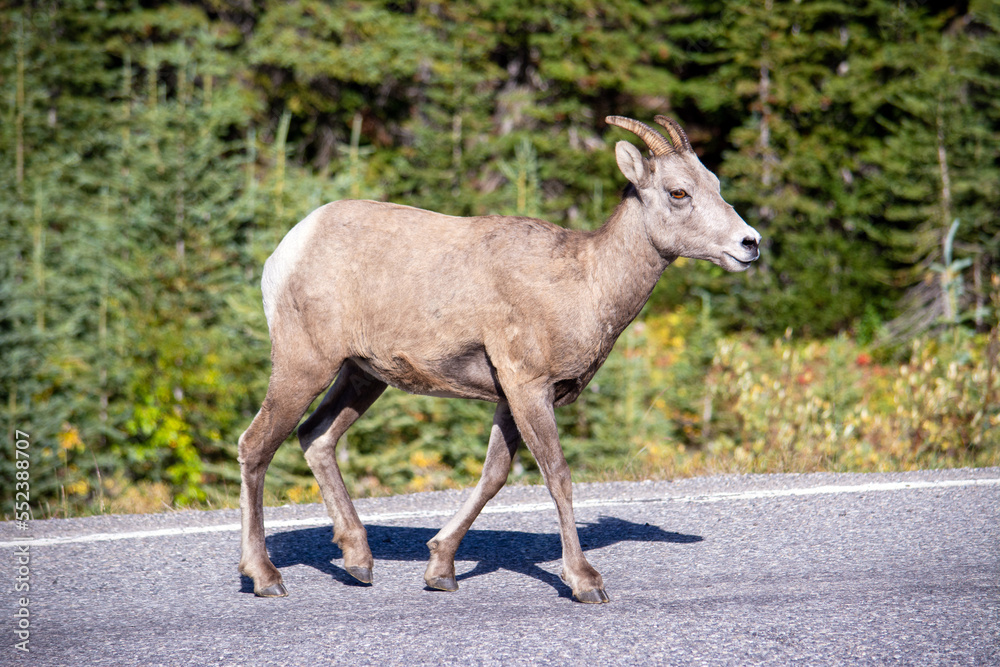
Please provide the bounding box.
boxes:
[574,588,610,604]
[345,566,373,584]
[425,576,459,592]
[256,582,288,597]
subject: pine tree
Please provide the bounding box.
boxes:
[863,0,1000,338]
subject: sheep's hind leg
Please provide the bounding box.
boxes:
[239,363,333,597]
[298,361,387,584]
[424,401,521,592]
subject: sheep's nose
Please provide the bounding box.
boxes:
[742,236,758,251]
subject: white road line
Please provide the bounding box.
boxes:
[2,477,997,549]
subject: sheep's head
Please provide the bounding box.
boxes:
[606,116,760,272]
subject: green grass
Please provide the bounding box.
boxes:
[39,313,998,518]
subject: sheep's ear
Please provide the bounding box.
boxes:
[615,141,649,186]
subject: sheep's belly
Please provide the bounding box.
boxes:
[350,349,502,403]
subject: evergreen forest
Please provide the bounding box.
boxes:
[2,0,998,517]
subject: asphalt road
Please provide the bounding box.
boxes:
[2,469,998,666]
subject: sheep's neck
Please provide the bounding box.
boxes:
[587,194,671,342]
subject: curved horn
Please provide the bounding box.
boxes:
[605,116,674,157]
[653,115,692,153]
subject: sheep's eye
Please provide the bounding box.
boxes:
[670,189,688,199]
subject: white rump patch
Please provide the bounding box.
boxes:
[261,207,322,331]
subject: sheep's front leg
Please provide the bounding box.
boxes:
[504,383,609,603]
[424,401,520,592]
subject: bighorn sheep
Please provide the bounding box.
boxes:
[238,116,760,603]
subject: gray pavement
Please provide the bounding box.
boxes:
[2,468,998,666]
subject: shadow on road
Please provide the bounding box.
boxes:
[244,516,702,598]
